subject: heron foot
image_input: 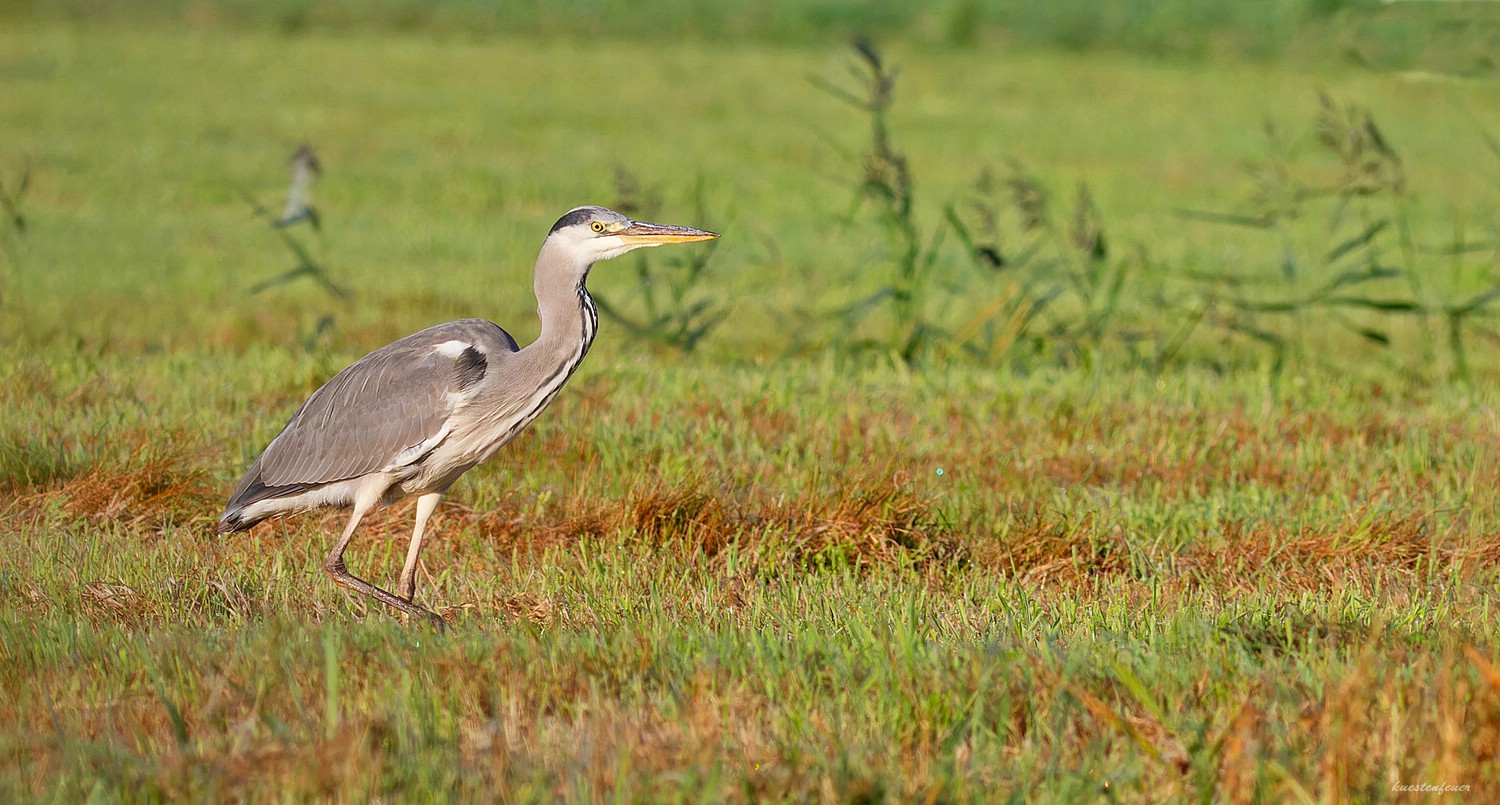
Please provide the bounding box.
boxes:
[323,560,446,633]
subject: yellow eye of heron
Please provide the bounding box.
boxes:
[591,221,606,233]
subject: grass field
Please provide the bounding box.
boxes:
[3,11,1500,802]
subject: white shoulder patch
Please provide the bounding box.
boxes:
[433,340,474,358]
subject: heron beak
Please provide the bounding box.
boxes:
[614,221,720,245]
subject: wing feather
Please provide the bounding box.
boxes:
[260,343,452,486]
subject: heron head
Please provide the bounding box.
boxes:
[546,206,719,265]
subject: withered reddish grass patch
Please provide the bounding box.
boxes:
[447,469,959,572]
[1176,513,1480,595]
[13,436,218,534]
[969,502,1128,584]
[977,398,1467,503]
[966,502,1496,599]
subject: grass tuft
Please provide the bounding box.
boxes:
[16,441,218,533]
[451,471,958,575]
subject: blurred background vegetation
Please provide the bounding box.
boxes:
[3,0,1498,75]
[2,0,1499,379]
[2,0,1500,74]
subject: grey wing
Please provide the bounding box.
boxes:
[227,319,519,508]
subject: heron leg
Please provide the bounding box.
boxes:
[322,487,446,632]
[397,492,443,603]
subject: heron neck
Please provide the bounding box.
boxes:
[527,251,598,369]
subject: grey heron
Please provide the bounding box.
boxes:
[218,206,719,630]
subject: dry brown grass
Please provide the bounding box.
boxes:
[1179,512,1487,595]
[5,422,218,529]
[33,454,217,533]
[448,468,958,574]
[968,502,1128,584]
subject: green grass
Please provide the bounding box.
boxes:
[3,19,1500,802]
[10,0,1500,72]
